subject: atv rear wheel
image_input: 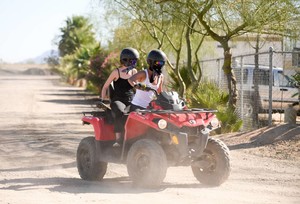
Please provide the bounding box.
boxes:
[192,137,230,186]
[127,139,167,187]
[77,137,107,181]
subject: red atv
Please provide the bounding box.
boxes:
[76,86,230,187]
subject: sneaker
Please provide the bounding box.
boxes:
[113,142,121,147]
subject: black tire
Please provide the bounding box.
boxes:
[192,137,230,186]
[127,139,167,187]
[77,137,107,181]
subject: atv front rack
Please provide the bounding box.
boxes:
[82,108,217,117]
[135,108,217,114]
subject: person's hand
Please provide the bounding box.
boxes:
[134,83,147,90]
[99,98,110,104]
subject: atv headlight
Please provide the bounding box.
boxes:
[157,119,167,129]
[210,117,220,129]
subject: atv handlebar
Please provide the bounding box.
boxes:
[96,99,111,110]
[134,83,158,96]
[86,98,111,110]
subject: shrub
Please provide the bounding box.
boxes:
[186,79,243,133]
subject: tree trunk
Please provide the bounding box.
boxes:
[222,46,238,110]
[185,16,197,84]
[252,34,260,127]
[174,55,186,96]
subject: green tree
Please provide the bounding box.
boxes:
[58,44,108,90]
[99,0,208,96]
[167,0,299,109]
[58,15,98,57]
[87,50,119,93]
[97,0,299,109]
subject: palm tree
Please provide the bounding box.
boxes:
[58,15,97,57]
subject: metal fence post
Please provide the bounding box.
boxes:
[217,59,221,88]
[240,56,244,126]
[268,47,274,126]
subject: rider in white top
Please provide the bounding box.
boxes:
[131,69,161,108]
[128,49,167,111]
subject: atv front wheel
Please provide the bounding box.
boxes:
[127,139,167,187]
[192,137,230,186]
[77,137,107,181]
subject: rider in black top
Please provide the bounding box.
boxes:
[112,68,134,103]
[101,48,139,147]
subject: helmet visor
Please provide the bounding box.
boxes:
[154,60,165,66]
[123,58,138,67]
[129,59,138,67]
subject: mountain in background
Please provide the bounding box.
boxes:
[23,50,59,64]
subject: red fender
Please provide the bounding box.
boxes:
[82,116,115,141]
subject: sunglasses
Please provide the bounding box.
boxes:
[123,59,138,67]
[130,59,138,65]
[154,61,165,66]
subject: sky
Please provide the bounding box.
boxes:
[0,0,94,63]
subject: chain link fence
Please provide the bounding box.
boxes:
[201,48,300,131]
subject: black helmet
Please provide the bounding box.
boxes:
[120,47,139,67]
[147,49,167,75]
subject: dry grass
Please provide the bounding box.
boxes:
[216,123,300,160]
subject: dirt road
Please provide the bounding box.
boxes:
[0,65,299,204]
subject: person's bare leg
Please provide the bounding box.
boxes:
[113,132,121,147]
